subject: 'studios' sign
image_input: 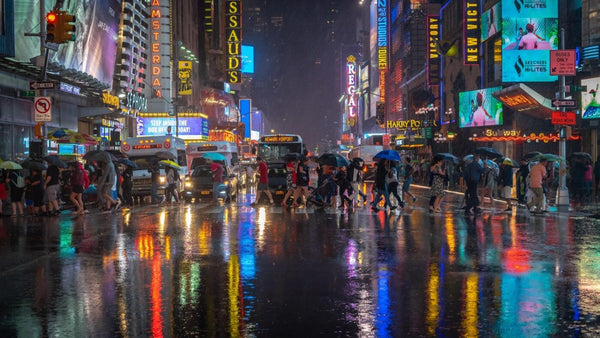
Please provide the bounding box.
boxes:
[225,1,242,84]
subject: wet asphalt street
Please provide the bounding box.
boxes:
[0,185,600,337]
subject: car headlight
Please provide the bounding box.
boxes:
[184,181,193,188]
[159,176,166,184]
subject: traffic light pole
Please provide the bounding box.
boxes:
[556,28,569,209]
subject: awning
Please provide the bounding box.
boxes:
[492,83,555,120]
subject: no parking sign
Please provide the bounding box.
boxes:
[34,96,52,122]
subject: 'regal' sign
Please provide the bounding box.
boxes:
[346,55,358,127]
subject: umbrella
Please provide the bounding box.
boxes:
[156,150,176,160]
[500,157,519,167]
[20,158,46,170]
[433,153,459,164]
[56,133,98,145]
[533,153,564,162]
[485,159,500,175]
[117,158,138,168]
[159,160,181,169]
[107,149,127,159]
[0,161,23,170]
[84,150,117,163]
[43,155,67,168]
[201,152,226,162]
[475,147,503,159]
[463,155,483,166]
[522,151,542,161]
[570,152,592,161]
[373,149,401,162]
[47,128,75,140]
[317,153,350,168]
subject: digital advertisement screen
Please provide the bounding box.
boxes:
[501,0,558,83]
[14,0,121,88]
[458,87,504,128]
[241,45,255,74]
[481,2,501,42]
[136,117,209,139]
[581,77,600,119]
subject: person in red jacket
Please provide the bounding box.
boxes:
[251,156,273,206]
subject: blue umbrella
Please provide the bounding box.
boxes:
[373,149,401,162]
[201,152,227,162]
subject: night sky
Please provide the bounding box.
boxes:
[247,0,363,150]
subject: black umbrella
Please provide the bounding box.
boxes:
[107,149,128,159]
[569,152,592,161]
[475,147,503,159]
[155,150,176,160]
[522,151,542,161]
[21,158,46,171]
[317,153,350,168]
[433,153,459,164]
[84,150,117,163]
[43,155,67,168]
[117,158,138,168]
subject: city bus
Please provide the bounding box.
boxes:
[185,141,239,170]
[256,134,305,199]
[121,135,188,201]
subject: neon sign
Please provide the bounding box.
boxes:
[463,0,480,65]
[427,16,441,86]
[150,0,166,98]
[346,55,358,126]
[377,0,388,71]
[226,1,242,84]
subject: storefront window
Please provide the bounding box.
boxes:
[13,126,32,161]
[0,124,13,161]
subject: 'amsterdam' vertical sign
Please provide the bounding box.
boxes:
[427,16,440,86]
[226,1,242,84]
[463,0,480,65]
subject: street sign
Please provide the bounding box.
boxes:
[551,111,576,125]
[30,81,56,90]
[34,96,52,122]
[566,85,587,93]
[20,90,36,98]
[550,50,576,76]
[551,99,577,108]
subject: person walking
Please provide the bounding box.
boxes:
[336,166,353,210]
[594,156,600,198]
[527,158,547,214]
[6,169,25,216]
[498,161,514,212]
[30,168,46,216]
[67,161,85,215]
[121,166,133,206]
[0,170,6,217]
[371,160,392,212]
[282,158,297,206]
[251,156,274,206]
[480,161,496,207]
[100,160,120,211]
[44,164,61,216]
[429,157,446,213]
[292,157,310,207]
[386,162,404,209]
[584,160,593,204]
[516,160,529,205]
[348,158,367,206]
[401,156,417,204]
[464,154,484,215]
[210,160,223,203]
[149,162,164,205]
[165,166,180,203]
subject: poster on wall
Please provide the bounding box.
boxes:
[501,0,558,82]
[581,77,600,119]
[14,0,121,88]
[481,2,501,42]
[458,87,504,128]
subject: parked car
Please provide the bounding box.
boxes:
[183,164,238,202]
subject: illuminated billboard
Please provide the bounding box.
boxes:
[136,117,209,139]
[501,0,558,82]
[241,45,254,74]
[225,0,242,84]
[14,0,121,88]
[239,99,252,138]
[427,16,440,86]
[346,55,358,127]
[463,0,480,65]
[458,87,504,128]
[581,77,600,119]
[481,2,501,42]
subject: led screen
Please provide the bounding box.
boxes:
[14,0,121,88]
[481,2,501,42]
[581,77,600,119]
[136,117,209,139]
[501,0,558,83]
[458,87,504,128]
[241,45,255,74]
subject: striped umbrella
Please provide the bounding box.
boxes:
[56,133,98,145]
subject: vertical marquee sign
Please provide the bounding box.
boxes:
[463,0,480,65]
[226,1,242,84]
[346,55,358,127]
[427,16,441,86]
[377,0,388,102]
[149,0,170,99]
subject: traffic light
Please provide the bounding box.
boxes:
[59,12,76,43]
[46,11,59,42]
[376,101,385,125]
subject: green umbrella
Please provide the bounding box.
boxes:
[0,161,23,170]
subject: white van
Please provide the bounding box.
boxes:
[186,141,239,170]
[121,136,188,200]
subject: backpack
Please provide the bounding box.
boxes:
[13,173,26,188]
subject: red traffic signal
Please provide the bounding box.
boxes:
[46,11,58,42]
[46,12,57,23]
